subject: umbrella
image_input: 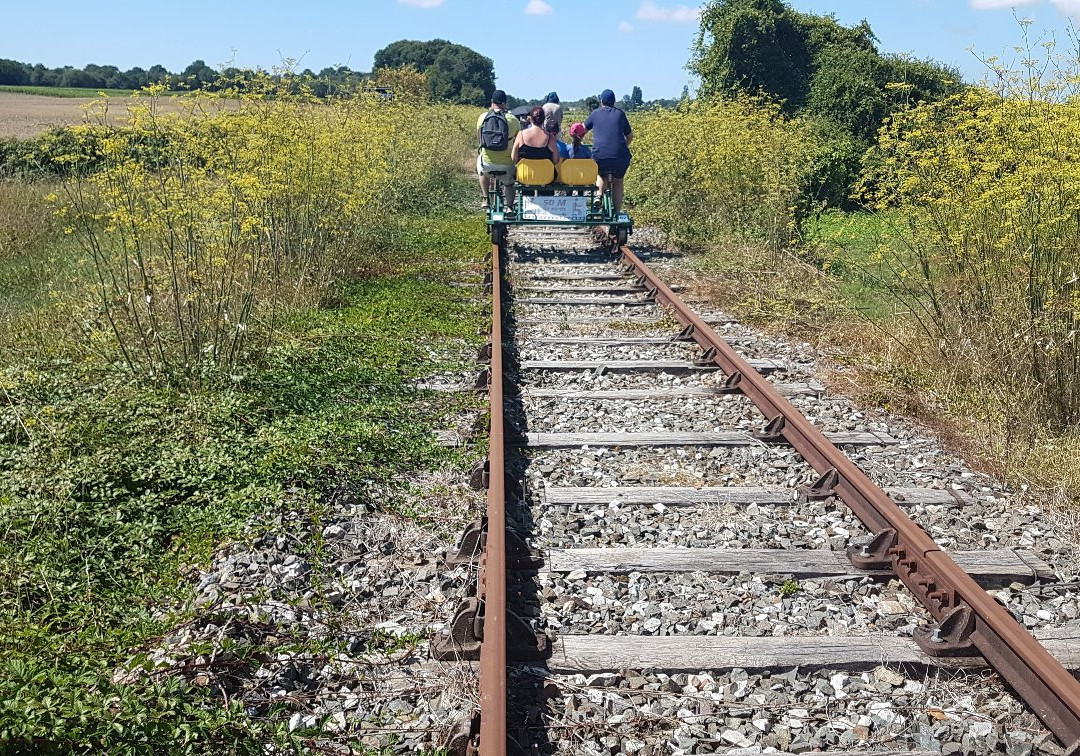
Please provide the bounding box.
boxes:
[510,105,532,122]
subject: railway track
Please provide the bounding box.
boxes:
[434,226,1080,755]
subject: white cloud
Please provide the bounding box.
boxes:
[969,0,1036,8]
[969,0,1080,18]
[397,0,445,7]
[1050,0,1080,15]
[618,20,634,33]
[524,0,553,14]
[636,0,701,22]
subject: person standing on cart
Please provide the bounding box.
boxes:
[476,89,520,214]
[584,89,633,214]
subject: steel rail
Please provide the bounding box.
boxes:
[478,240,508,755]
[616,242,1080,751]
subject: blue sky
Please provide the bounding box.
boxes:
[1,1,1077,100]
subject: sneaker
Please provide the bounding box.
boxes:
[503,209,516,220]
[481,202,490,212]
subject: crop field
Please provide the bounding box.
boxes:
[0,91,198,138]
[0,85,147,98]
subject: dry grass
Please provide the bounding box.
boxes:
[663,234,1080,511]
[0,92,231,139]
[0,180,56,259]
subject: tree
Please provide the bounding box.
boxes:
[584,95,600,111]
[692,0,812,109]
[181,59,217,89]
[630,86,644,110]
[691,0,961,208]
[0,59,29,86]
[373,39,494,106]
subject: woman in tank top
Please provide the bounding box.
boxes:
[512,107,560,165]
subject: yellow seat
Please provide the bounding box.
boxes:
[557,158,598,186]
[516,158,555,186]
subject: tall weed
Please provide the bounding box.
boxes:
[628,95,814,250]
[862,44,1080,428]
[53,73,470,385]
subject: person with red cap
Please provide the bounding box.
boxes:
[567,122,592,159]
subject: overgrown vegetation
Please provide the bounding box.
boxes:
[658,5,1080,504]
[0,76,485,752]
[692,0,961,207]
[628,94,813,251]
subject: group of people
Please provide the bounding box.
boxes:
[476,88,633,217]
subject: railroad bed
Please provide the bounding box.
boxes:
[433,226,1080,755]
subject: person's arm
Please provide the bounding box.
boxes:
[584,114,593,132]
[622,112,633,146]
[511,131,522,163]
[549,136,560,164]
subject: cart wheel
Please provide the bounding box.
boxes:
[490,223,505,245]
[616,227,629,246]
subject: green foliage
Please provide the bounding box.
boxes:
[693,0,813,109]
[0,202,486,751]
[779,579,800,597]
[692,0,961,206]
[862,73,1080,427]
[0,85,147,98]
[629,94,814,250]
[373,39,495,106]
[43,78,471,384]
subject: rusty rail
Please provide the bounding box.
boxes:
[478,239,507,755]
[616,242,1080,751]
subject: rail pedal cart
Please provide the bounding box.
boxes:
[485,158,633,246]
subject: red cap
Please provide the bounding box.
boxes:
[569,122,586,138]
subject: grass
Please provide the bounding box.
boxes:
[801,209,913,320]
[681,206,1080,518]
[0,199,488,752]
[0,85,180,98]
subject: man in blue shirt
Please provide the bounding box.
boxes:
[584,89,633,213]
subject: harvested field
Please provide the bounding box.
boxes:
[0,91,196,138]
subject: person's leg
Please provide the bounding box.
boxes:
[611,176,625,214]
[479,174,492,208]
[477,156,491,208]
[502,173,515,211]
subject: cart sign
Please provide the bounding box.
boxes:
[521,196,588,222]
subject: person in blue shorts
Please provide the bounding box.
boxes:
[584,89,633,213]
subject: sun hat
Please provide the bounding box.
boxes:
[600,89,616,105]
[569,122,586,138]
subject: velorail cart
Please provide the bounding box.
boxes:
[485,158,633,245]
